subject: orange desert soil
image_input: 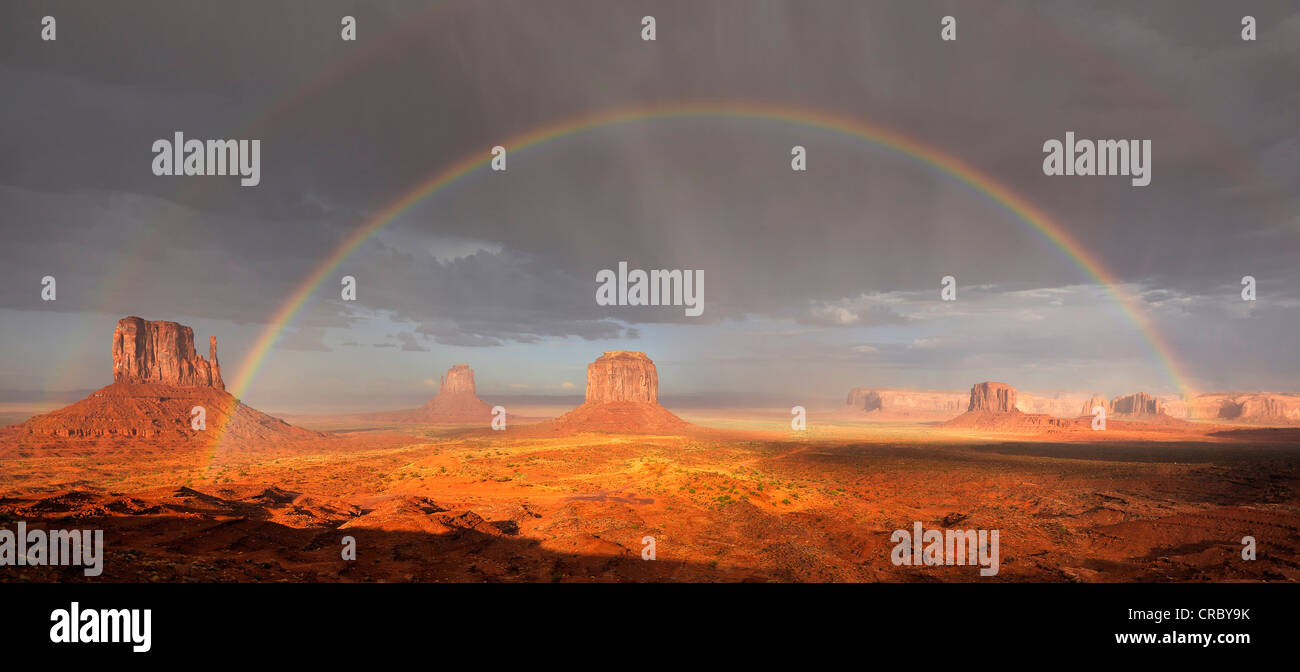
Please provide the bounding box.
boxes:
[2,409,1299,583]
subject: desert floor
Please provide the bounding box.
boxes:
[2,407,1298,582]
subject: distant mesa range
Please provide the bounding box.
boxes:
[840,382,1300,426]
[8,317,317,442]
[5,316,1296,446]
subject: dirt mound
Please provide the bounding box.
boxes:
[542,401,691,434]
[15,382,322,442]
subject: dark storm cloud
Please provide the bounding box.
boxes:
[1,1,1297,392]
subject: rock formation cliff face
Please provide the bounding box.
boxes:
[18,317,318,442]
[843,387,1093,420]
[1111,392,1163,416]
[946,381,1086,431]
[542,351,687,434]
[1170,393,1300,424]
[838,387,965,420]
[1012,393,1086,417]
[1238,396,1295,420]
[845,388,965,413]
[968,382,1017,413]
[112,316,224,390]
[440,364,476,396]
[845,388,878,410]
[360,364,494,424]
[1081,396,1111,417]
[420,364,493,422]
[586,351,658,404]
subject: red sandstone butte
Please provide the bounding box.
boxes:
[945,381,1079,431]
[543,351,688,434]
[1111,392,1164,416]
[586,351,658,404]
[1081,395,1111,417]
[13,317,318,442]
[361,364,495,424]
[113,316,224,389]
[440,364,477,396]
[967,381,1018,413]
[415,364,494,422]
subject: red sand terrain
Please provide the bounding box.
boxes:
[3,334,1298,583]
[2,411,1298,583]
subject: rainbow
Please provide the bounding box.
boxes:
[214,101,1196,444]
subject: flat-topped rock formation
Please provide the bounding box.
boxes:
[968,382,1018,413]
[440,364,476,395]
[1081,396,1111,417]
[113,316,224,389]
[1014,392,1089,418]
[1164,393,1300,425]
[942,382,1207,433]
[840,388,965,418]
[945,381,1078,431]
[412,364,494,423]
[363,364,496,424]
[586,351,659,404]
[12,317,318,442]
[545,352,688,434]
[837,387,1093,421]
[1111,391,1164,416]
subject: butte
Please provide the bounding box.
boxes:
[11,316,318,442]
[375,364,496,424]
[541,351,690,434]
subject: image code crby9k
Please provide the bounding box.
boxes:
[2,0,1298,618]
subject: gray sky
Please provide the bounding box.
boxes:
[1,1,1297,412]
